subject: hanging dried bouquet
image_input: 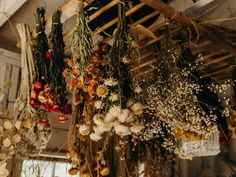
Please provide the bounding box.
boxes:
[66,0,144,176]
[140,28,220,158]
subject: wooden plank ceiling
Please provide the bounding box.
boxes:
[29,0,236,81]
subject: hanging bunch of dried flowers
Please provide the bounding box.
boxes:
[13,22,51,159]
[46,9,72,117]
[140,29,220,158]
[66,0,144,176]
[88,0,143,142]
[0,23,51,168]
[29,7,51,111]
[85,1,143,176]
[66,0,96,176]
[65,0,94,95]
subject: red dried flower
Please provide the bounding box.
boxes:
[31,89,39,100]
[44,84,51,93]
[33,81,43,90]
[43,103,52,112]
[87,65,94,73]
[46,51,51,60]
[57,116,69,123]
[39,118,49,125]
[29,98,41,109]
[63,103,72,114]
[51,105,60,113]
[83,75,89,84]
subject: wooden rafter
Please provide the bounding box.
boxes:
[141,0,236,55]
[195,49,225,62]
[203,66,231,78]
[199,53,234,68]
[131,50,233,73]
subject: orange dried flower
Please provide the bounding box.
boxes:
[87,65,94,73]
[88,85,95,95]
[67,59,74,67]
[62,70,69,78]
[72,68,80,76]
[77,81,83,89]
[90,79,97,87]
[69,78,77,87]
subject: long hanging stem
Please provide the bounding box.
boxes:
[71,0,92,69]
[109,0,133,109]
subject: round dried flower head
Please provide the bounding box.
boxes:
[108,105,120,117]
[3,138,11,148]
[3,120,12,130]
[122,56,131,64]
[79,124,90,136]
[118,109,130,123]
[14,120,21,130]
[93,114,105,127]
[131,102,143,115]
[90,133,102,142]
[114,124,131,137]
[96,85,109,98]
[12,134,21,144]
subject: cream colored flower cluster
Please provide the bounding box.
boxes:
[78,77,144,141]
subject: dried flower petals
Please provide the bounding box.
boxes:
[3,121,12,130]
[90,133,102,142]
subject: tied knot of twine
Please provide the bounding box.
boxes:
[165,11,181,25]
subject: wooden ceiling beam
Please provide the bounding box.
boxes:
[199,53,234,68]
[202,66,231,78]
[139,26,181,49]
[131,41,207,71]
[195,49,226,62]
[132,11,159,26]
[202,62,229,73]
[141,0,236,55]
[95,2,145,35]
[131,52,233,73]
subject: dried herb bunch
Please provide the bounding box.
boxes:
[30,7,51,111]
[47,9,72,115]
[34,7,50,83]
[71,0,92,67]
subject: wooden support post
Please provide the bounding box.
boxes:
[141,0,236,55]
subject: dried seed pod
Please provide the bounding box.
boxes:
[14,120,21,129]
[3,120,12,130]
[68,167,79,175]
[100,167,110,176]
[3,138,11,148]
